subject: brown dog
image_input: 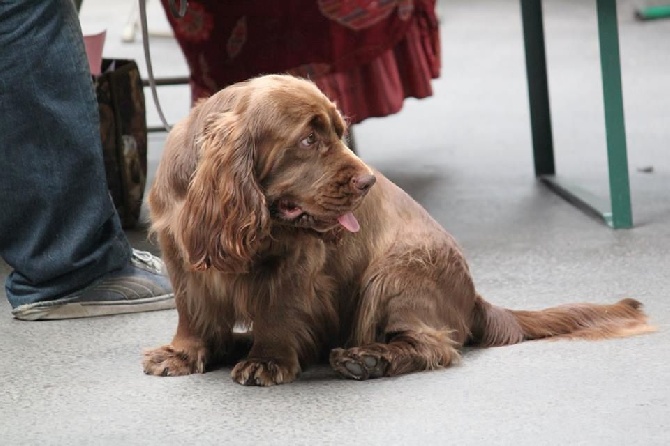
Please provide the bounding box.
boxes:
[143,74,652,385]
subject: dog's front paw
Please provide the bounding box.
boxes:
[231,358,299,386]
[143,344,208,377]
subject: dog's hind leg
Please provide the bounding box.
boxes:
[330,324,460,380]
[330,248,473,380]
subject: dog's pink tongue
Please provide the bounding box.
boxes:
[337,212,360,233]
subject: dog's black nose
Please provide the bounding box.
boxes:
[352,173,376,193]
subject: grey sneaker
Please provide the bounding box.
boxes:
[12,249,175,321]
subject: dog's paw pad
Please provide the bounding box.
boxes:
[345,361,364,376]
[330,348,388,380]
[143,344,207,377]
[363,356,378,368]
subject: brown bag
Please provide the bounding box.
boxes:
[94,58,148,229]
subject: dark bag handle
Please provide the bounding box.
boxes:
[168,0,188,18]
[139,0,189,132]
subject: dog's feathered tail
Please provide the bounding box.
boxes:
[469,294,654,347]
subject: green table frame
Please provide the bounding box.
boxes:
[520,0,632,228]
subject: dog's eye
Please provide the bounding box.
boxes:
[300,132,317,148]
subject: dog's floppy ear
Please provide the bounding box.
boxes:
[179,111,270,273]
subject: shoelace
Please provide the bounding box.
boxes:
[131,249,165,273]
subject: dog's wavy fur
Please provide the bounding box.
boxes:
[143,74,653,385]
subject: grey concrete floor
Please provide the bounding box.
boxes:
[1,0,669,445]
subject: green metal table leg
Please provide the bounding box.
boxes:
[520,0,555,176]
[519,0,633,228]
[597,0,633,228]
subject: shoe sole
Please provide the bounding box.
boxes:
[12,294,175,321]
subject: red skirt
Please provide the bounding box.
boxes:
[161,0,440,124]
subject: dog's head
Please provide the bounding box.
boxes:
[178,75,375,273]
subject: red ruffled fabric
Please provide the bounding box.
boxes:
[160,0,440,124]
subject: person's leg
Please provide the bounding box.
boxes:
[0,0,173,320]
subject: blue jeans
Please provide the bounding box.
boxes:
[0,0,131,308]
